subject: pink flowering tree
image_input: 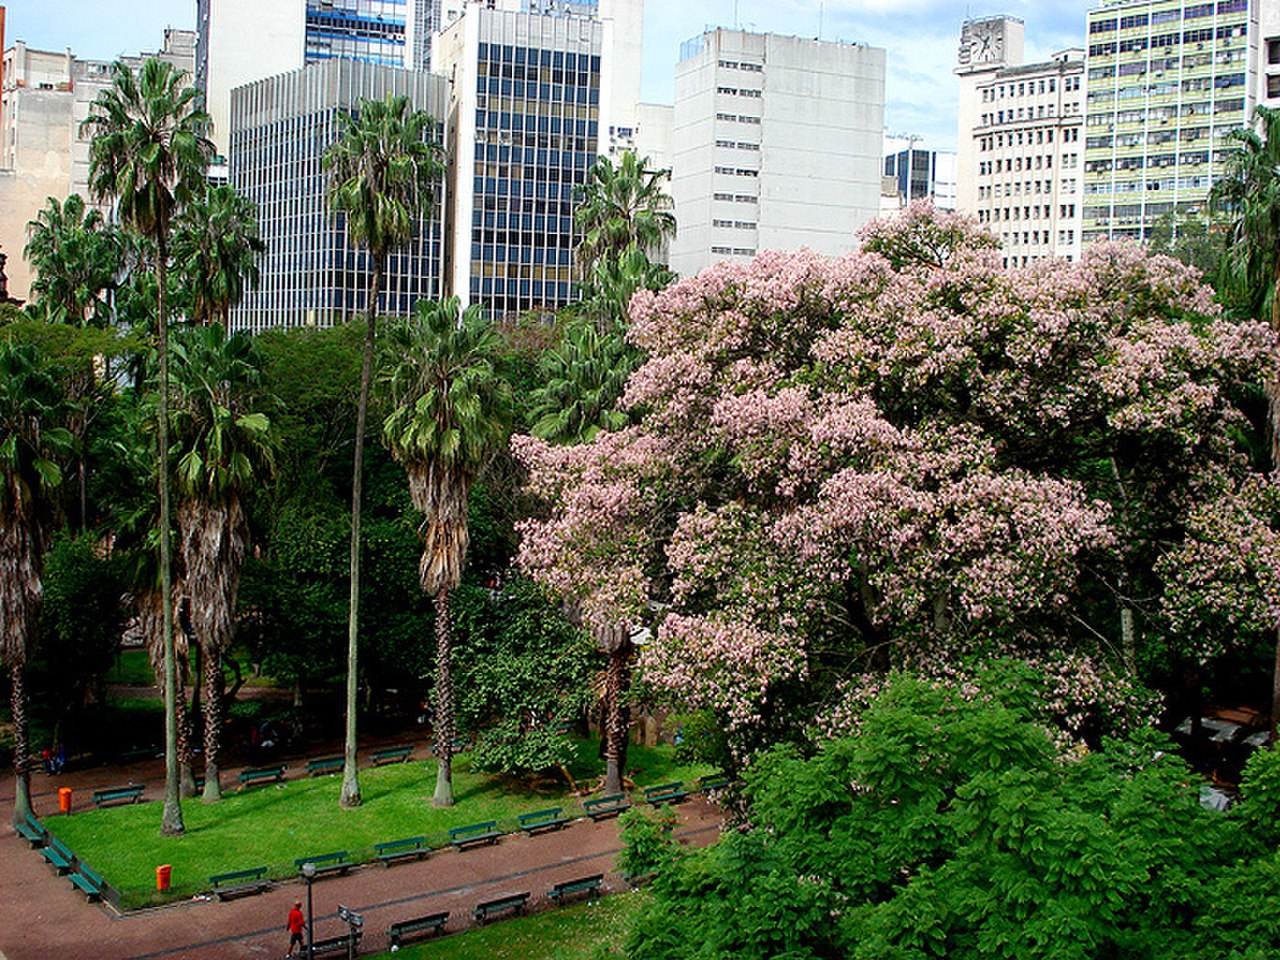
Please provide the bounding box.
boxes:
[517,202,1278,758]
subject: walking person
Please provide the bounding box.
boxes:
[286,900,306,958]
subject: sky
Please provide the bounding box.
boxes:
[4,0,1098,150]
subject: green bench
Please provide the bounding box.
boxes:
[643,781,689,805]
[449,820,502,850]
[305,755,344,776]
[388,910,449,947]
[92,785,144,807]
[41,836,76,875]
[548,873,604,904]
[16,812,47,848]
[309,931,362,958]
[237,766,285,789]
[69,861,109,902]
[698,774,730,792]
[583,793,630,820]
[371,744,413,765]
[209,866,271,900]
[375,836,429,866]
[518,807,569,835]
[295,851,350,880]
[473,891,529,924]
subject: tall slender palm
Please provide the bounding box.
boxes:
[169,325,274,802]
[1213,104,1280,735]
[82,57,213,835]
[381,297,512,806]
[170,185,265,327]
[322,94,443,808]
[23,194,121,327]
[0,342,72,824]
[574,152,676,274]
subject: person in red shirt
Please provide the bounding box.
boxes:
[286,901,306,957]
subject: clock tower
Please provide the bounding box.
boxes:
[955,16,1024,217]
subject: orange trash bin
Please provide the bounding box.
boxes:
[57,787,72,814]
[156,864,172,891]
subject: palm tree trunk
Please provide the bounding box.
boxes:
[201,648,223,802]
[602,629,633,796]
[178,684,198,799]
[341,252,385,809]
[433,587,455,807]
[157,230,185,836]
[11,664,32,823]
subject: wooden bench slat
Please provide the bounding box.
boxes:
[305,756,344,776]
[295,851,350,879]
[388,911,450,947]
[548,873,604,903]
[517,807,568,834]
[472,892,529,924]
[209,865,270,899]
[643,781,689,805]
[237,766,285,788]
[583,793,630,819]
[370,744,413,765]
[449,820,502,849]
[92,785,144,807]
[375,836,429,865]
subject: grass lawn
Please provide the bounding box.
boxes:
[103,648,157,686]
[48,741,711,909]
[385,888,648,959]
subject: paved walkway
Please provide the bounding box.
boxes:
[0,758,722,960]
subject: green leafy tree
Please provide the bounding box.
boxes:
[82,56,213,836]
[626,670,1278,960]
[528,319,635,444]
[380,296,512,805]
[170,185,265,327]
[0,341,72,824]
[168,325,275,801]
[574,152,676,274]
[23,194,121,327]
[321,93,443,808]
[1212,105,1280,733]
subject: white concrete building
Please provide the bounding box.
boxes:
[884,135,958,210]
[668,28,885,280]
[955,16,1085,265]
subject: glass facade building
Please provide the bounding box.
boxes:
[228,59,449,333]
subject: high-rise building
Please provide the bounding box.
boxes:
[228,59,449,333]
[434,4,605,314]
[668,28,885,279]
[1081,0,1276,243]
[199,0,463,158]
[0,30,196,301]
[883,136,958,210]
[955,16,1086,266]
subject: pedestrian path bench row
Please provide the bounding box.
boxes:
[209,866,271,900]
[295,851,351,879]
[92,784,144,807]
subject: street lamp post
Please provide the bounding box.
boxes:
[301,861,316,960]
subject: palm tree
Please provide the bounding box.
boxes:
[0,341,72,824]
[82,56,213,836]
[1213,105,1280,737]
[381,297,512,806]
[322,93,443,808]
[23,194,121,327]
[170,185,265,327]
[574,152,676,274]
[169,325,274,802]
[528,319,635,445]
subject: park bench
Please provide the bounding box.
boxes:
[209,866,271,900]
[583,793,630,820]
[643,782,689,805]
[237,766,285,789]
[548,873,604,904]
[431,738,467,756]
[449,820,502,850]
[697,774,730,793]
[15,812,47,848]
[518,807,569,835]
[370,744,413,765]
[472,892,529,924]
[295,851,351,880]
[92,785,144,808]
[388,911,449,947]
[68,861,108,902]
[41,836,76,875]
[309,931,362,958]
[375,836,430,866]
[306,755,344,776]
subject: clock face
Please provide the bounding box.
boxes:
[971,30,997,63]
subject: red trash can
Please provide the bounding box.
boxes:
[57,787,72,814]
[156,864,172,891]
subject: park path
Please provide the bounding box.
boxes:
[0,758,722,960]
